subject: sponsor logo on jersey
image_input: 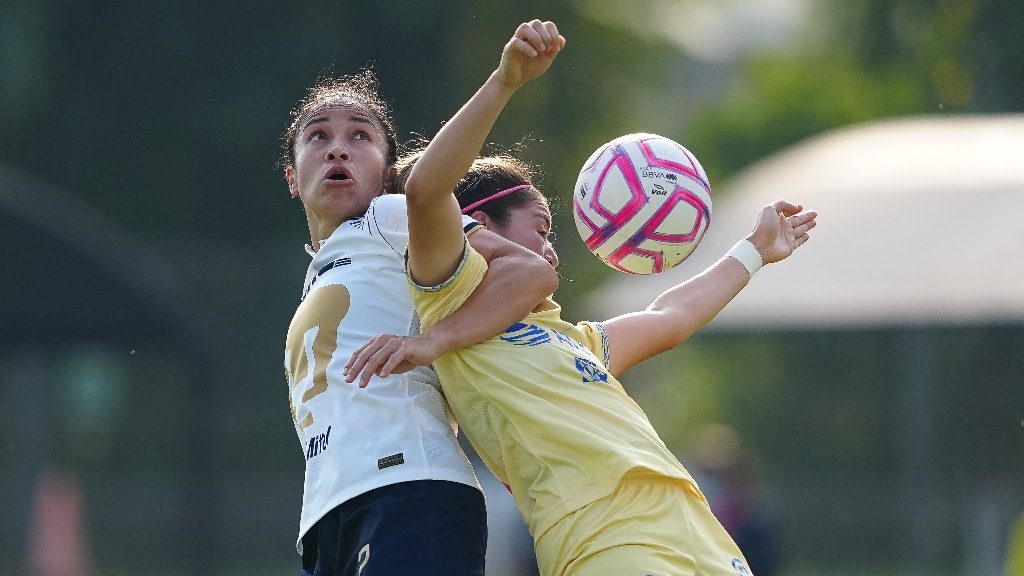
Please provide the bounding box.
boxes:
[306,426,331,460]
[500,322,551,346]
[552,329,591,354]
[378,452,405,470]
[575,357,608,383]
[303,257,353,299]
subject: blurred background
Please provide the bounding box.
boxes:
[1,0,1022,575]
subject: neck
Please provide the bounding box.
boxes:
[306,213,343,252]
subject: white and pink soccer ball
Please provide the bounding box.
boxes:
[572,133,712,275]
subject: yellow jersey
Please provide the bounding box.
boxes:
[412,242,698,539]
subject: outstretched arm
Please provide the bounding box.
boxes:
[601,199,817,378]
[403,19,565,287]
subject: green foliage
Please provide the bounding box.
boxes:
[683,0,1023,185]
[689,53,925,184]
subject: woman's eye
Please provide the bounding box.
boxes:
[353,130,370,140]
[308,130,327,142]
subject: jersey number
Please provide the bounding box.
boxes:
[357,544,370,575]
[285,284,350,431]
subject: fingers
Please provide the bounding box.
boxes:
[513,19,564,58]
[771,199,803,217]
[541,21,566,54]
[787,211,817,234]
[344,336,380,383]
[787,210,816,250]
[358,342,391,388]
[379,353,407,380]
[508,37,539,58]
[360,337,407,388]
[792,231,811,250]
[789,210,817,225]
[344,334,401,387]
[768,200,817,235]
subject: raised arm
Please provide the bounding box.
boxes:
[403,19,565,287]
[601,199,817,378]
[343,20,565,387]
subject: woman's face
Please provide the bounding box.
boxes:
[488,198,559,268]
[286,106,391,226]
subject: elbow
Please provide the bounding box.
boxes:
[402,161,440,205]
[473,229,559,299]
[403,170,449,212]
[508,250,558,299]
[531,256,559,296]
[403,172,426,203]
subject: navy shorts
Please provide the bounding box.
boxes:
[299,480,487,576]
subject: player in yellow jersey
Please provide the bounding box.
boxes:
[346,19,817,576]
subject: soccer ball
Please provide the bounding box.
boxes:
[572,133,712,275]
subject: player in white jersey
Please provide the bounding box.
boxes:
[345,20,817,575]
[280,69,557,576]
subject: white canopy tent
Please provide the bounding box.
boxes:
[589,114,1024,330]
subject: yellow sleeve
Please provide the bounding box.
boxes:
[409,240,488,333]
[575,320,611,370]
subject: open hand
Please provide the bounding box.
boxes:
[344,333,442,388]
[748,199,817,264]
[496,19,566,88]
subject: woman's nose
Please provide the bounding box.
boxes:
[545,245,559,268]
[325,143,349,162]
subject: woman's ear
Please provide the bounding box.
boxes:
[285,166,298,198]
[382,166,398,195]
[470,210,491,227]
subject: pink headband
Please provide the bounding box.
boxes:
[461,184,533,215]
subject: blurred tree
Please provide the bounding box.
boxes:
[687,0,1024,185]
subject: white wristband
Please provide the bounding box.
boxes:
[727,239,764,277]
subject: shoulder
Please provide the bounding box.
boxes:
[574,320,611,370]
[369,193,408,217]
[366,194,410,242]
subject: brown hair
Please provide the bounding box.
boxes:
[395,150,546,225]
[282,69,399,168]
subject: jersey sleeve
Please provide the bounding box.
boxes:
[368,196,480,258]
[367,194,411,257]
[409,240,488,333]
[575,321,611,371]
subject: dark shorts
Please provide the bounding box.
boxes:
[300,480,487,576]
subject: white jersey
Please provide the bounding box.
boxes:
[284,194,480,552]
